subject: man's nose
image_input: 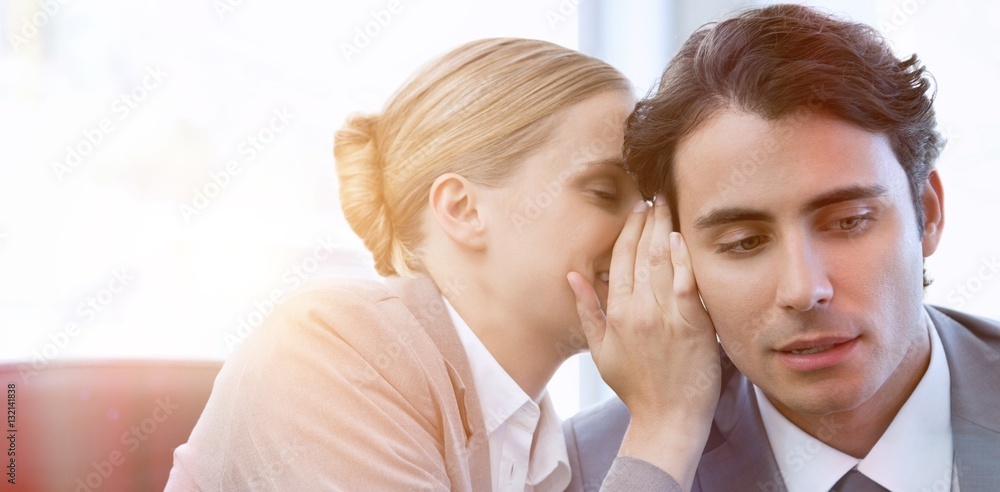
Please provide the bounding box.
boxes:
[775,235,833,312]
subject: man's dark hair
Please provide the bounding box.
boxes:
[626,3,943,245]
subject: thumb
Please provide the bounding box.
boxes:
[567,272,607,354]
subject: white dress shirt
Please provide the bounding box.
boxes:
[445,298,571,492]
[754,309,958,491]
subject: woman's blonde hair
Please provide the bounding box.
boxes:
[335,38,631,277]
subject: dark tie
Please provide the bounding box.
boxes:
[831,469,888,491]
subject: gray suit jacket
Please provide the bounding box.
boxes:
[564,305,1000,491]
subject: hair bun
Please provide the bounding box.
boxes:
[334,113,400,276]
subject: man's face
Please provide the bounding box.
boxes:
[673,110,943,416]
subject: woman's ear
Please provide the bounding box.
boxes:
[921,169,945,257]
[428,173,488,251]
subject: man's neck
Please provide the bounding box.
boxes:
[770,326,932,458]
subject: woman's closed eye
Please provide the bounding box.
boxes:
[584,178,622,202]
[591,188,620,201]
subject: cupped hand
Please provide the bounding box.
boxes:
[567,195,721,489]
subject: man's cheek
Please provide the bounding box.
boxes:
[717,323,748,354]
[715,309,774,359]
[718,329,758,377]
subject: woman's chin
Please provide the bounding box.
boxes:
[594,281,610,312]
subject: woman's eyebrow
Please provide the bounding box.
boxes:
[580,157,626,169]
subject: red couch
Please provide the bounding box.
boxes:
[2,359,222,491]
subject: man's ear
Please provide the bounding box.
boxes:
[428,173,488,251]
[921,169,945,257]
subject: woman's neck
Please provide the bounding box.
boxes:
[442,282,578,400]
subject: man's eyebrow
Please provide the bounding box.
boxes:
[693,208,774,230]
[692,185,890,230]
[800,184,889,213]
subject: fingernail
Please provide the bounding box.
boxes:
[654,193,666,206]
[633,200,648,213]
[669,232,680,250]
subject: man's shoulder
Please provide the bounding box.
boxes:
[563,396,631,492]
[565,395,631,440]
[928,304,1000,339]
[927,304,1000,365]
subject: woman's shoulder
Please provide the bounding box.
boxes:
[288,276,399,307]
[172,276,467,490]
[241,276,448,383]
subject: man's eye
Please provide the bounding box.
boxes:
[716,235,769,256]
[828,213,875,234]
[739,236,762,250]
[839,216,862,230]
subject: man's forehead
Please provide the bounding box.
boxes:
[671,110,902,220]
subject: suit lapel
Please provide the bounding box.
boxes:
[695,356,787,491]
[384,275,492,491]
[927,306,1000,490]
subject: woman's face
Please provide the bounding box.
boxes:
[483,90,640,351]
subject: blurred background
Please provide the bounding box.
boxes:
[2,0,998,420]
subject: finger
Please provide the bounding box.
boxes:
[609,200,650,300]
[567,271,608,352]
[669,232,712,327]
[632,199,658,292]
[648,193,676,308]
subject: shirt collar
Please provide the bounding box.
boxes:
[755,309,953,492]
[527,394,571,490]
[447,297,532,433]
[444,297,570,491]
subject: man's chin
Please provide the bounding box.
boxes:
[766,380,873,418]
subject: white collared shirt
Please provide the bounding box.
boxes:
[754,309,958,492]
[445,298,571,492]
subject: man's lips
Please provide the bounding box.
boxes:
[775,336,860,371]
[777,336,857,353]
